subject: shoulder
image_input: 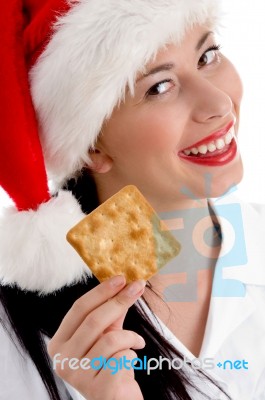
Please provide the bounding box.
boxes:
[0,301,77,399]
[0,303,47,398]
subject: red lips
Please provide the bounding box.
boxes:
[178,121,237,167]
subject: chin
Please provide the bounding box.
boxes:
[207,159,244,199]
[187,157,244,200]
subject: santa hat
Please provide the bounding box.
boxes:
[0,0,221,294]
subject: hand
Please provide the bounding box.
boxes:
[48,275,146,400]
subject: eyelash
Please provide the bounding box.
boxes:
[145,44,222,98]
[198,44,222,68]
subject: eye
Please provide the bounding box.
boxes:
[198,44,221,68]
[146,79,174,97]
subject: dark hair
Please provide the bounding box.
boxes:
[0,170,231,400]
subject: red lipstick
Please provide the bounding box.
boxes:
[178,121,237,167]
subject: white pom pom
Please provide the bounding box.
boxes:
[0,191,91,294]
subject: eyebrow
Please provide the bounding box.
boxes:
[196,31,213,51]
[137,63,175,82]
[136,31,214,83]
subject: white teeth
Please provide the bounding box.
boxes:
[216,138,225,150]
[225,132,233,145]
[208,143,217,153]
[182,128,234,156]
[198,145,208,155]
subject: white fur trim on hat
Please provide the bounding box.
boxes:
[30,0,221,189]
[0,191,90,294]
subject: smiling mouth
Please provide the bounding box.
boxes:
[178,122,238,166]
[181,128,234,157]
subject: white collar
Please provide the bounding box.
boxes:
[200,193,265,357]
[208,193,265,286]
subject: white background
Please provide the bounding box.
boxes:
[220,0,265,203]
[1,0,265,209]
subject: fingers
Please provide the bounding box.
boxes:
[103,311,127,333]
[48,278,146,359]
[55,280,146,359]
[76,349,144,400]
[52,331,144,378]
[87,330,145,378]
[101,349,139,379]
[96,350,144,400]
[48,275,147,400]
[52,275,127,343]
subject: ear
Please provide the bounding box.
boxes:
[88,148,113,174]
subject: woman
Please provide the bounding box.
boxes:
[0,0,265,399]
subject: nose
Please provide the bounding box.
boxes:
[188,76,233,123]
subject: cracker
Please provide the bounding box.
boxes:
[66,185,181,282]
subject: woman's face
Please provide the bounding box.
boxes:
[93,24,243,211]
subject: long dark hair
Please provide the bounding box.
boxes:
[0,170,231,400]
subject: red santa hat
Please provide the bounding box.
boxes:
[0,0,221,294]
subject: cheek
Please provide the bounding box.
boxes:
[131,116,172,150]
[219,58,243,110]
[107,108,184,157]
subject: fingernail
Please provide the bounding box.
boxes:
[109,275,125,287]
[133,335,146,350]
[137,335,146,346]
[125,280,146,297]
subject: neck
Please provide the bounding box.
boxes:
[94,177,221,280]
[93,176,209,214]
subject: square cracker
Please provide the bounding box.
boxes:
[67,185,181,282]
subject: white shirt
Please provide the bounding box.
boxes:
[0,194,265,399]
[140,194,265,399]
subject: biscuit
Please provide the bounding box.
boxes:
[66,185,181,282]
